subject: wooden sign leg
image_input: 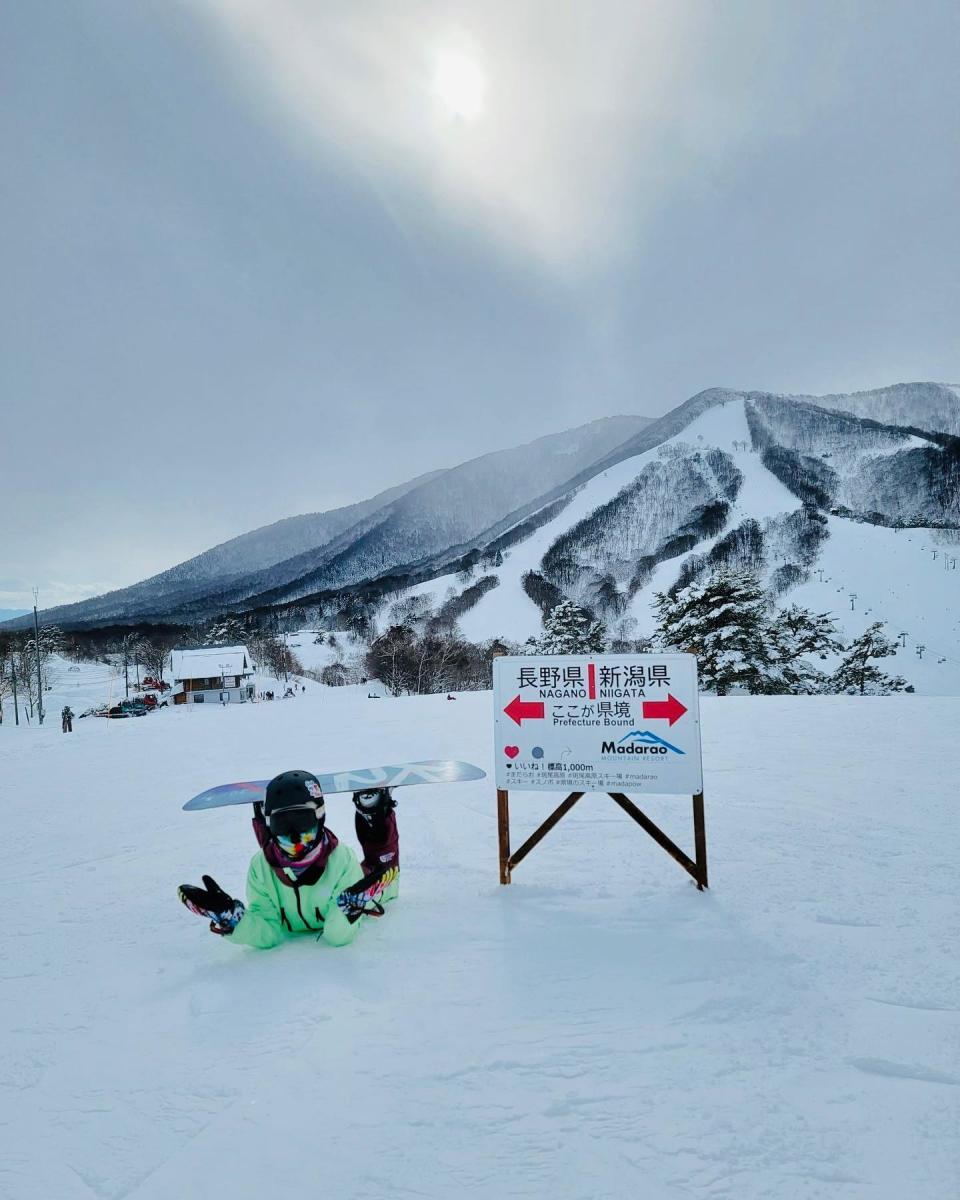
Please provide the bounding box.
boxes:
[497,788,512,885]
[693,791,708,891]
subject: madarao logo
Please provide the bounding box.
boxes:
[601,730,684,756]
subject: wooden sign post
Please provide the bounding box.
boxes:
[493,654,708,889]
[496,786,707,888]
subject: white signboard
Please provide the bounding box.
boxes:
[493,654,702,795]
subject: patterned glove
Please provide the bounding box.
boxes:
[337,866,399,924]
[178,874,246,936]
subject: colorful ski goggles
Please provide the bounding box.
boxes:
[268,802,324,840]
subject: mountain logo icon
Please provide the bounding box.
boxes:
[612,730,684,755]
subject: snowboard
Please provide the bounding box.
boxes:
[183,759,486,811]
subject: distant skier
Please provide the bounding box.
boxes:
[61,705,74,733]
[177,770,399,948]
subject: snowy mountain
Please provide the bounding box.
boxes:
[8,416,649,629]
[9,384,959,686]
[221,415,650,610]
[139,472,445,586]
[391,387,960,694]
[798,381,960,436]
[0,474,442,631]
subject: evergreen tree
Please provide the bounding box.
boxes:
[653,570,774,694]
[830,622,908,695]
[531,599,607,654]
[765,605,845,693]
[204,616,249,647]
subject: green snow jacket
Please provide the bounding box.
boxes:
[229,842,366,949]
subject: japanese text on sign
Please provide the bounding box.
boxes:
[493,654,703,795]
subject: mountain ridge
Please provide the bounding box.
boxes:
[7,414,650,629]
[5,383,956,633]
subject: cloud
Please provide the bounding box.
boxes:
[194,1,804,273]
[0,580,123,610]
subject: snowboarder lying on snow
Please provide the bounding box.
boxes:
[178,770,399,948]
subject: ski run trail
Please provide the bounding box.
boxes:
[407,397,960,696]
[0,687,957,1200]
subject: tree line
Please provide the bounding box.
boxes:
[0,563,914,714]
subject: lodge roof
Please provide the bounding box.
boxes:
[170,645,253,681]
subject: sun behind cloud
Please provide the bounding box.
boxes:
[193,1,824,273]
[432,48,486,121]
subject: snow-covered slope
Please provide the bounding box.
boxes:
[395,396,960,693]
[411,401,799,641]
[786,523,960,694]
[229,414,651,609]
[0,689,956,1199]
[744,395,959,524]
[13,655,128,719]
[13,382,957,643]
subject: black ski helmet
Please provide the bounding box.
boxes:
[264,770,325,838]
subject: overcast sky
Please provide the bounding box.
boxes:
[2,1,958,609]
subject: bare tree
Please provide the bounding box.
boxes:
[366,625,495,695]
[138,633,178,683]
[8,627,63,717]
[366,625,416,695]
[0,645,14,724]
[247,633,303,681]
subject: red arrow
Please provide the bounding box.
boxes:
[641,693,687,726]
[504,695,546,726]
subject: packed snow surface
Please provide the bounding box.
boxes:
[1,689,957,1199]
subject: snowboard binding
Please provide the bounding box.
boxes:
[351,787,397,823]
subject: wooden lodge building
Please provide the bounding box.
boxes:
[170,646,256,705]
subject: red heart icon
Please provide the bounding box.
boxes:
[504,745,520,759]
